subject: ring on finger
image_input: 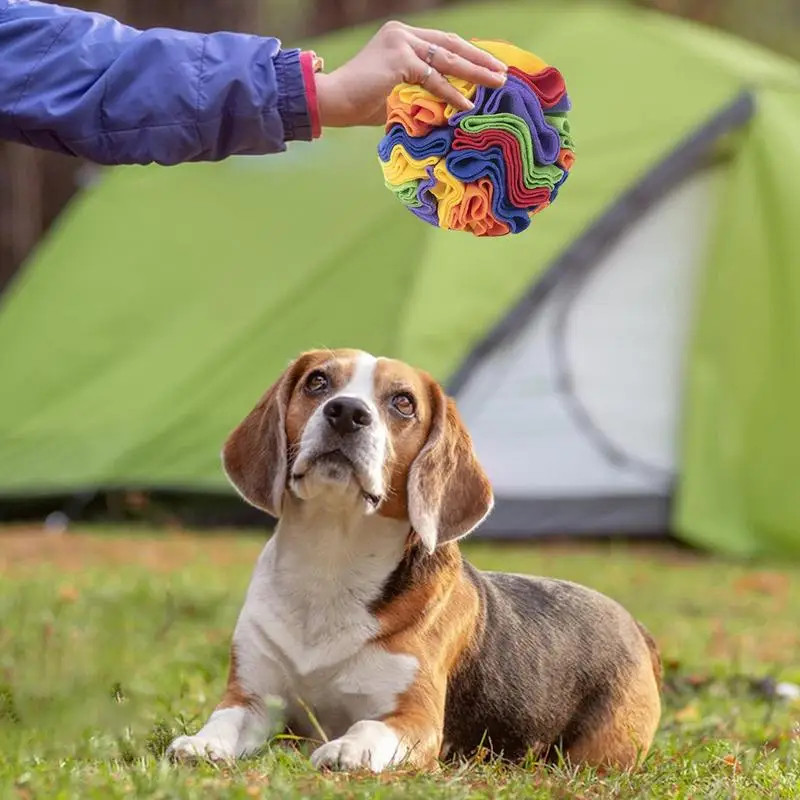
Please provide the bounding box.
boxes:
[425,44,439,65]
[422,64,434,84]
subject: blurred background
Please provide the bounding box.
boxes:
[1,5,800,795]
[1,0,800,561]
[1,0,798,296]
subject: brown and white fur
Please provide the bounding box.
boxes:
[167,348,662,772]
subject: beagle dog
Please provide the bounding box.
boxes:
[167,348,662,772]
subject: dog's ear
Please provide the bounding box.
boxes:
[221,355,311,518]
[407,380,494,553]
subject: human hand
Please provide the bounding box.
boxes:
[314,20,508,129]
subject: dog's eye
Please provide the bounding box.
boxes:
[391,392,416,418]
[305,371,329,395]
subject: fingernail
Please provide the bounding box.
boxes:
[465,100,475,110]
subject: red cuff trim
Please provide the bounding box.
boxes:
[300,50,322,139]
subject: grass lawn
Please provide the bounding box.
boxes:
[1,526,799,798]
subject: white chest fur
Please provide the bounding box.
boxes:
[232,497,417,740]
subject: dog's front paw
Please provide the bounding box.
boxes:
[310,720,405,773]
[167,734,236,763]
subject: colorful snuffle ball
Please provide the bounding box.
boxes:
[378,39,575,237]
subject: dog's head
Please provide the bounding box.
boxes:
[221,349,493,551]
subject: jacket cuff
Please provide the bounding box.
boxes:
[299,50,323,139]
[274,48,312,142]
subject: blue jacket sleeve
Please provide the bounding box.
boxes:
[0,0,313,165]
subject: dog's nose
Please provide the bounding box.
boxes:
[323,397,373,436]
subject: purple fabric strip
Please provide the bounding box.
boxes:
[409,205,439,227]
[445,146,532,234]
[449,77,561,165]
[377,123,453,162]
[549,168,570,202]
[479,75,561,164]
[411,166,441,226]
[448,85,488,127]
[548,93,572,114]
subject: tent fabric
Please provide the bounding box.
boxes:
[1,1,799,559]
[675,89,800,558]
[446,91,755,395]
[0,150,429,493]
[457,164,725,536]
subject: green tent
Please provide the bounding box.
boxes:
[1,0,799,557]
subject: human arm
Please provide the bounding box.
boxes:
[0,2,508,167]
[0,0,316,166]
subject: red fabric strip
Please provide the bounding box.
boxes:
[507,66,566,108]
[299,50,322,139]
[453,127,553,209]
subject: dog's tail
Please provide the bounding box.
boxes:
[636,620,663,691]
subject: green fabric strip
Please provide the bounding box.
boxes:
[545,114,576,151]
[385,178,423,208]
[460,113,566,190]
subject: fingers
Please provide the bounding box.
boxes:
[409,27,507,75]
[375,20,507,113]
[420,64,474,111]
[411,36,506,91]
